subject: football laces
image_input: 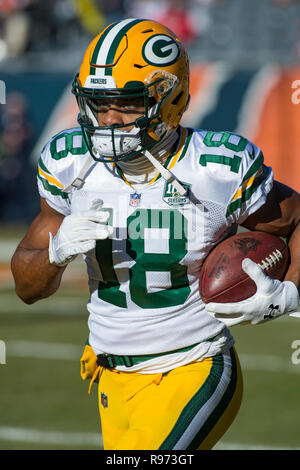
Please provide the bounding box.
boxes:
[258,249,283,271]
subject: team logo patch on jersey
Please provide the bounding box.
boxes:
[163,182,190,206]
[101,392,108,408]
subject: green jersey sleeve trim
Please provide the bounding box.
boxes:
[37,173,69,200]
[226,164,269,218]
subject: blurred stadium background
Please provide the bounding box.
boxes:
[0,0,300,450]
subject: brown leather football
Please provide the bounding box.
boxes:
[199,231,289,303]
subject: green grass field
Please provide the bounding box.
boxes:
[1,230,300,450]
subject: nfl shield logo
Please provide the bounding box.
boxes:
[129,192,141,207]
[101,392,108,408]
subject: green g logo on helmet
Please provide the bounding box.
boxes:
[142,34,180,66]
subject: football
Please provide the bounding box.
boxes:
[199,231,290,304]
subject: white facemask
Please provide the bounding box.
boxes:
[91,126,141,158]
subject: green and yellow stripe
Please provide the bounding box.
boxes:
[158,348,241,450]
[37,159,69,200]
[90,18,144,76]
[226,153,268,218]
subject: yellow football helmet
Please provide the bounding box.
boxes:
[72,18,190,162]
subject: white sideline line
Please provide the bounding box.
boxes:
[0,294,87,315]
[4,341,300,374]
[0,425,298,450]
[1,294,298,320]
[0,426,101,447]
[239,353,300,374]
[7,341,82,360]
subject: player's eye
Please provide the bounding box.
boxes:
[97,104,111,113]
[113,98,145,113]
[87,98,144,114]
[87,99,109,113]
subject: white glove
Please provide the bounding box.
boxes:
[48,199,113,267]
[206,258,300,327]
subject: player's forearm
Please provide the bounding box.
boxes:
[11,246,66,304]
[284,221,300,294]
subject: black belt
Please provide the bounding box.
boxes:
[97,341,205,369]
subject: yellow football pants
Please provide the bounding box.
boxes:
[97,347,243,450]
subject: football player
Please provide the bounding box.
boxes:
[11,18,300,450]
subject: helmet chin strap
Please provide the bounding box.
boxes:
[118,127,187,196]
[142,148,187,196]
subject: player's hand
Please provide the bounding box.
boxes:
[48,199,113,267]
[205,258,300,326]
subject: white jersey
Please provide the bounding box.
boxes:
[37,126,273,366]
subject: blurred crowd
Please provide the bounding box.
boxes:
[0,0,212,60]
[0,90,34,221]
[0,0,216,221]
[0,0,298,61]
[0,0,299,222]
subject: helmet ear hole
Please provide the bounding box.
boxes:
[171,91,183,106]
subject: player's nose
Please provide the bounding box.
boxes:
[98,108,124,127]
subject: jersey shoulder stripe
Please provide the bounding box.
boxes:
[37,156,69,200]
[38,157,64,188]
[226,164,271,217]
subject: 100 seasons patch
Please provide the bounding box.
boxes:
[163,181,191,206]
